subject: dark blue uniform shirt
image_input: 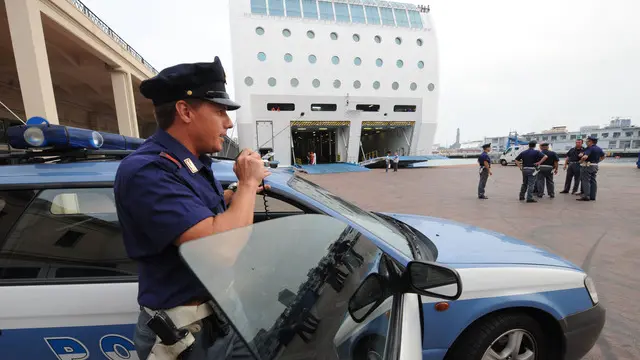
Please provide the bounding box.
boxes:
[114,129,227,309]
[478,152,491,167]
[515,148,545,167]
[540,150,559,166]
[583,145,605,163]
[566,147,583,162]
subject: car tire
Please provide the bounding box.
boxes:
[445,312,556,360]
[500,159,508,166]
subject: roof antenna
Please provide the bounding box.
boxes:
[0,100,26,125]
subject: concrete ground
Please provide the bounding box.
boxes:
[301,163,640,360]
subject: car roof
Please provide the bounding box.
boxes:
[0,158,292,188]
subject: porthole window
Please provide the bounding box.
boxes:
[374,35,382,43]
[308,54,317,64]
[396,60,404,68]
[283,29,291,37]
[353,34,360,42]
[257,52,267,61]
[291,78,299,87]
[428,83,435,91]
[244,77,254,86]
[332,56,340,65]
[373,81,380,89]
[417,38,423,46]
[395,37,402,45]
[410,82,418,91]
[312,79,321,88]
[330,32,339,40]
[307,30,315,39]
[354,80,361,89]
[256,27,265,35]
[418,61,424,69]
[284,53,293,62]
[268,77,277,87]
[333,80,341,88]
[392,82,399,90]
[376,58,383,67]
[354,57,362,66]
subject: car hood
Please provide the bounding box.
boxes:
[381,213,581,270]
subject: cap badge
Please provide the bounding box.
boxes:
[187,90,193,96]
[184,158,198,174]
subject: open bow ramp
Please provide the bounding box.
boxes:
[293,163,370,174]
[359,155,449,169]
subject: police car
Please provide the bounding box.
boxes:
[0,120,605,360]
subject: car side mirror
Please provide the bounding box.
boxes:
[406,261,462,300]
[348,273,389,323]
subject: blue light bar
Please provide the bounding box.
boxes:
[98,132,145,150]
[6,117,145,151]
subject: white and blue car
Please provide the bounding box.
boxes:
[0,123,605,360]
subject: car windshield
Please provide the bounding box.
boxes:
[179,214,395,360]
[287,176,415,259]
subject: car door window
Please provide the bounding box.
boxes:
[0,188,135,284]
[180,214,403,360]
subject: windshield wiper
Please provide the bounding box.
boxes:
[373,212,424,260]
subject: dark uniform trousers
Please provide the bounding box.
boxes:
[580,165,599,200]
[536,166,555,197]
[478,168,489,197]
[134,308,253,360]
[520,168,536,200]
[563,162,581,193]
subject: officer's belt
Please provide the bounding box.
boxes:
[523,166,537,169]
[539,165,553,168]
[143,302,216,360]
[580,162,598,167]
[143,302,214,330]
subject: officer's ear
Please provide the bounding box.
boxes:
[175,99,202,125]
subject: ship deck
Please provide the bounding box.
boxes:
[301,163,640,360]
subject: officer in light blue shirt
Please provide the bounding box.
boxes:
[477,143,492,199]
[515,141,548,202]
[577,136,606,201]
[114,57,268,359]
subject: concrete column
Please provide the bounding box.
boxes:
[347,120,362,163]
[5,0,59,124]
[110,70,139,137]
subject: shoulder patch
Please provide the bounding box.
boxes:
[159,152,182,169]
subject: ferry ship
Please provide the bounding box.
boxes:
[228,0,439,167]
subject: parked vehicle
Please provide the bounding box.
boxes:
[0,120,605,360]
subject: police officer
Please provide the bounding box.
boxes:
[577,136,606,201]
[515,140,548,202]
[477,143,492,199]
[560,139,584,194]
[114,58,268,359]
[535,142,559,198]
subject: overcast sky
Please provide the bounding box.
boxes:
[80,0,640,145]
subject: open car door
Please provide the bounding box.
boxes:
[178,214,425,360]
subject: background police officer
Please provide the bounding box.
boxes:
[114,58,266,359]
[577,136,606,201]
[560,139,584,194]
[477,143,492,199]
[515,141,548,202]
[536,142,559,198]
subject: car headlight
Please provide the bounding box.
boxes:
[584,275,599,305]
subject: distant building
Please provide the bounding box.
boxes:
[484,118,640,153]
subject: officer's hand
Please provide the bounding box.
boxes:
[554,169,558,175]
[489,170,493,176]
[234,148,270,186]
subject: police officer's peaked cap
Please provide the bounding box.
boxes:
[540,142,549,146]
[528,140,537,147]
[139,57,240,111]
[587,135,598,142]
[482,143,491,149]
